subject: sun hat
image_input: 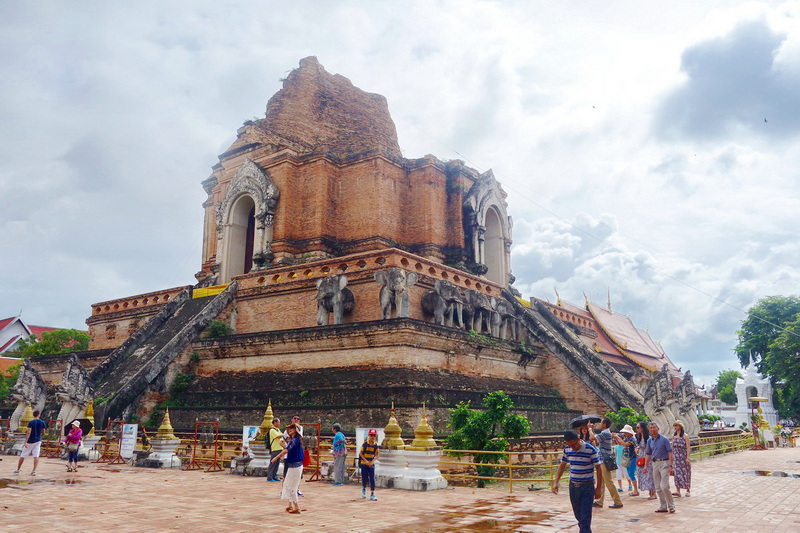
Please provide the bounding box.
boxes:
[620,424,635,435]
[72,420,81,427]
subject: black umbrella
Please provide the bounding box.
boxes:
[64,418,94,437]
[569,414,602,429]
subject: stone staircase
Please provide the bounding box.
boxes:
[91,282,238,421]
[502,289,645,412]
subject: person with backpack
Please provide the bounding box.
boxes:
[359,428,380,501]
[265,417,283,482]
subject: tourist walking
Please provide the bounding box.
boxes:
[613,441,631,492]
[615,424,639,496]
[63,420,83,472]
[591,417,623,509]
[271,423,304,514]
[13,409,47,476]
[283,415,304,495]
[645,422,675,514]
[552,429,603,533]
[359,428,380,501]
[635,421,655,499]
[671,420,691,497]
[265,417,283,482]
[331,423,347,485]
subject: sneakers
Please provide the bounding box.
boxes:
[362,488,366,499]
[609,504,623,509]
[617,488,624,492]
[30,471,36,476]
[296,490,303,497]
[332,482,344,486]
[592,502,602,508]
[12,470,20,474]
[370,493,378,501]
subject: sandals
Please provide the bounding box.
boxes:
[287,509,301,514]
[672,492,681,497]
[629,492,640,497]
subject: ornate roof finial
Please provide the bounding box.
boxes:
[554,287,562,307]
[607,288,612,311]
[583,291,590,308]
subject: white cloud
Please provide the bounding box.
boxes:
[1,1,799,389]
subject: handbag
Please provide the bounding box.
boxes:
[66,442,79,452]
[602,455,617,471]
[302,449,311,467]
[620,454,631,468]
[636,457,646,467]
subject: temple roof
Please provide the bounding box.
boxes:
[223,57,402,159]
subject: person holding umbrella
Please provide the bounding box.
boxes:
[63,420,83,472]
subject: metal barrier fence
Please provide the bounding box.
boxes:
[438,432,754,493]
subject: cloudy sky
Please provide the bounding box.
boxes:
[2,1,799,387]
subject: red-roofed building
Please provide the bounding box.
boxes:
[539,297,685,395]
[0,316,64,354]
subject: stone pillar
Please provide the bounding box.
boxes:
[376,405,406,488]
[394,408,447,491]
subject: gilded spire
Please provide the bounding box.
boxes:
[85,399,96,436]
[17,403,34,432]
[383,401,405,449]
[156,408,179,440]
[408,402,438,450]
[255,399,275,440]
[554,287,562,307]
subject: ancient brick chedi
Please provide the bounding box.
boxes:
[19,57,699,437]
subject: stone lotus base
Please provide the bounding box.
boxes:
[375,448,407,488]
[379,448,448,491]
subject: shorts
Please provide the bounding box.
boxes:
[20,441,42,458]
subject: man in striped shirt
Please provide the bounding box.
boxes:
[552,429,603,533]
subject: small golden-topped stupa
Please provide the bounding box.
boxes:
[85,399,96,436]
[155,408,179,441]
[382,402,405,449]
[255,400,275,441]
[407,403,439,450]
[16,403,34,432]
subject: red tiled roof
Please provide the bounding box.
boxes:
[0,317,15,330]
[0,336,22,352]
[586,302,681,376]
[0,356,21,373]
[28,325,60,338]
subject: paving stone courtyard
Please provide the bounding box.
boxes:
[1,446,798,532]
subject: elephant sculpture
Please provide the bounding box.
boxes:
[464,289,494,334]
[314,274,355,325]
[374,267,419,319]
[421,279,464,328]
[491,297,518,340]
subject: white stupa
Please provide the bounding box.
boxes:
[734,366,779,428]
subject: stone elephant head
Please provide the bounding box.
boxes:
[374,267,419,319]
[490,297,518,340]
[421,279,464,328]
[464,289,494,334]
[314,274,355,325]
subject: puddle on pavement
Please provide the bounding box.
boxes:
[375,497,565,533]
[744,470,800,478]
[0,478,87,489]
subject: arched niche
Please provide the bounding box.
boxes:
[215,158,280,283]
[463,170,512,287]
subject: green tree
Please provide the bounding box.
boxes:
[605,406,648,431]
[715,369,742,405]
[10,329,90,359]
[0,363,21,402]
[735,296,800,422]
[444,391,531,487]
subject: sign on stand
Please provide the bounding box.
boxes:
[242,426,259,447]
[120,424,138,459]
